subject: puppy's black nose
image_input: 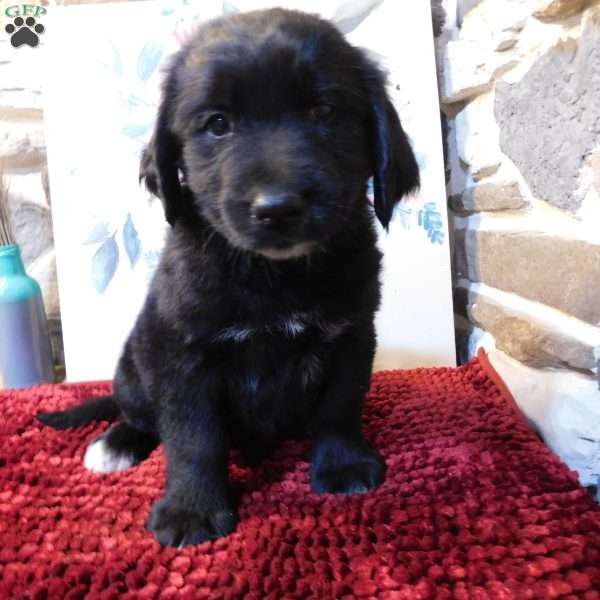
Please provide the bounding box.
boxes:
[251,192,306,226]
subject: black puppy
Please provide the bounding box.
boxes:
[38,8,419,548]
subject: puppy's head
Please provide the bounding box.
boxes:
[141,9,419,259]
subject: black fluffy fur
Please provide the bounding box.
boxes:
[38,9,420,548]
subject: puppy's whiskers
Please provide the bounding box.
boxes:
[200,229,218,256]
[261,258,274,289]
[305,252,312,275]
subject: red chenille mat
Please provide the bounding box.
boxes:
[1,351,599,600]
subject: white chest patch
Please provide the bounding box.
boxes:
[277,314,308,337]
[213,326,255,343]
[212,313,352,343]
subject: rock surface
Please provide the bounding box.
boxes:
[592,150,600,196]
[7,174,54,267]
[495,21,600,214]
[444,0,600,490]
[455,229,600,326]
[533,0,591,22]
[450,165,529,212]
[0,120,46,171]
[457,0,484,25]
[442,40,494,102]
[455,94,502,180]
[469,295,597,370]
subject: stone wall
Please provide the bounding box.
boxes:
[0,0,136,379]
[0,21,62,375]
[438,0,600,486]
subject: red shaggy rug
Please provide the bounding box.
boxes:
[1,350,599,600]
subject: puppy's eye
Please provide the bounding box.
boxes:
[205,114,232,138]
[309,104,335,122]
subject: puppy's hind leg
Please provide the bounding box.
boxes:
[84,421,159,473]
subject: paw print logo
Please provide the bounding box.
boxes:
[5,16,45,48]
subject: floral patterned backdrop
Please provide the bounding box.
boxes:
[44,0,455,381]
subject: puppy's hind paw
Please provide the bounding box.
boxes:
[147,498,238,548]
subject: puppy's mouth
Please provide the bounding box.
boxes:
[229,222,319,261]
[256,241,318,260]
[220,190,329,260]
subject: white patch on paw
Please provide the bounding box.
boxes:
[83,437,136,473]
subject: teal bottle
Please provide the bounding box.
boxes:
[0,244,54,388]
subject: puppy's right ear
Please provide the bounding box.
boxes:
[364,61,420,230]
[139,94,183,226]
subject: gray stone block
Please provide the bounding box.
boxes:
[468,296,597,370]
[458,0,483,26]
[495,19,600,214]
[450,178,528,213]
[533,0,590,22]
[455,229,600,325]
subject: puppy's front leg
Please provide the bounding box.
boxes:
[311,328,386,495]
[147,403,237,547]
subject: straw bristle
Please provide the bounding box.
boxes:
[0,172,15,245]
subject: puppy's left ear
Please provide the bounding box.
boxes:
[366,67,420,230]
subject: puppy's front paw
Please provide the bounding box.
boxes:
[147,498,238,548]
[311,440,385,495]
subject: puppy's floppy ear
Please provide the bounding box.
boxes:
[366,66,420,230]
[139,83,183,226]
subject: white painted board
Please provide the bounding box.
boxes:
[44,0,455,381]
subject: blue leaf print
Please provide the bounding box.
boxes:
[143,250,161,270]
[331,0,383,34]
[429,230,445,245]
[223,1,240,14]
[127,95,141,112]
[415,152,428,170]
[137,41,163,82]
[418,202,445,245]
[123,213,141,268]
[396,206,413,230]
[92,238,119,294]
[84,222,111,245]
[110,42,123,78]
[122,123,152,139]
[143,250,162,282]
